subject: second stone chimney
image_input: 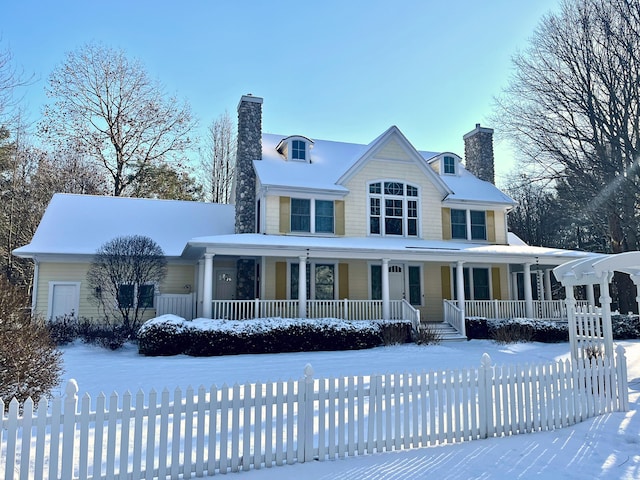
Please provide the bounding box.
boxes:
[234,94,263,234]
[463,123,495,184]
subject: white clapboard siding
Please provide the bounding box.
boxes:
[1,347,629,479]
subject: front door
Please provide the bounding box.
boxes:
[389,264,405,300]
[215,268,237,300]
[49,282,80,320]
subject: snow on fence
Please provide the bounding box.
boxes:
[1,348,628,479]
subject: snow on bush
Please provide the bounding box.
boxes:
[138,315,412,356]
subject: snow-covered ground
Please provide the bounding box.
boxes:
[60,340,640,479]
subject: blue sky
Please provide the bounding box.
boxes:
[2,0,559,182]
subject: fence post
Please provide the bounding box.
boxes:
[343,298,348,320]
[478,354,493,439]
[493,299,499,320]
[303,364,315,462]
[61,379,79,479]
[615,345,629,412]
[254,298,260,320]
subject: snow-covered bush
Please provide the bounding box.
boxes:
[612,314,640,339]
[138,315,412,356]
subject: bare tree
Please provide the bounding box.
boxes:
[199,111,236,203]
[40,42,195,197]
[87,235,167,338]
[0,42,31,126]
[494,0,640,311]
[495,0,640,253]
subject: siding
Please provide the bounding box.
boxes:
[343,159,444,238]
[36,262,195,322]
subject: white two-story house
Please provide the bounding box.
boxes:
[14,95,592,335]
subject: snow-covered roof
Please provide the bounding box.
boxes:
[257,131,515,206]
[13,194,235,258]
[189,233,593,266]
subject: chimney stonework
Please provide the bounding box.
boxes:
[463,123,495,184]
[234,95,262,300]
[235,95,263,234]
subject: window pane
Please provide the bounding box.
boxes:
[408,266,421,305]
[385,218,402,235]
[470,210,486,240]
[473,268,490,300]
[369,182,381,194]
[385,199,403,217]
[384,181,403,195]
[406,185,418,197]
[444,156,455,174]
[408,218,417,236]
[370,217,380,234]
[291,198,310,232]
[371,265,382,300]
[315,200,334,233]
[370,198,380,216]
[315,264,334,300]
[117,284,134,308]
[290,263,311,300]
[138,284,155,308]
[292,140,305,160]
[451,209,467,239]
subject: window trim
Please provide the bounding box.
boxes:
[450,208,488,241]
[451,265,492,301]
[117,283,156,309]
[443,155,456,175]
[367,180,421,238]
[290,198,335,234]
[288,260,338,300]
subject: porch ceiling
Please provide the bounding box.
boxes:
[186,233,592,265]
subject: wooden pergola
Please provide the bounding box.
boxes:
[553,251,640,360]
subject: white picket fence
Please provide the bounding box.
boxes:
[1,349,629,479]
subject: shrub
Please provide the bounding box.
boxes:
[138,316,413,356]
[378,321,413,346]
[0,278,63,405]
[490,321,534,344]
[415,323,443,345]
[47,316,129,349]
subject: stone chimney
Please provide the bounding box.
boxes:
[463,123,495,184]
[234,94,263,234]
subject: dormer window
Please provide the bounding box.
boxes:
[276,135,313,162]
[443,156,456,175]
[291,140,306,161]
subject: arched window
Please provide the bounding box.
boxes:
[368,181,419,237]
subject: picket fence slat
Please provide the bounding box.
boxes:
[1,350,629,480]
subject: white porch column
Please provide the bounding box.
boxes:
[381,258,390,320]
[544,269,552,301]
[511,272,519,300]
[586,283,596,308]
[456,261,466,318]
[298,256,307,318]
[202,253,214,319]
[197,259,205,317]
[523,262,534,318]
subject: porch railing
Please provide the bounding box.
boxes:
[156,293,194,320]
[459,299,590,320]
[443,300,465,337]
[210,299,419,325]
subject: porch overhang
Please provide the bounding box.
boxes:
[185,233,594,265]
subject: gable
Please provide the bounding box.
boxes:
[337,126,452,197]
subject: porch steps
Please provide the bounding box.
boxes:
[423,322,467,342]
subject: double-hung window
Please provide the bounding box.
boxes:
[369,181,419,237]
[290,263,335,300]
[450,209,487,241]
[443,156,456,174]
[291,198,311,232]
[452,267,490,300]
[117,284,154,309]
[291,139,306,161]
[291,198,334,234]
